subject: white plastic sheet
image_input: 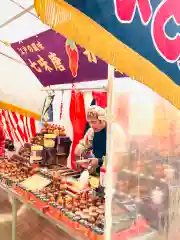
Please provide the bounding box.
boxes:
[106,79,180,239]
[0,0,48,116]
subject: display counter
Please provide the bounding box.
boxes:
[2,117,179,240]
[0,178,96,240]
[0,180,159,240]
[0,183,83,240]
[0,156,105,240]
[0,155,161,240]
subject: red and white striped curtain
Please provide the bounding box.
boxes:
[0,109,37,145]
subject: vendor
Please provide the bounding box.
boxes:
[75,105,127,173]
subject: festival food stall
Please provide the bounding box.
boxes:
[33,0,180,240]
[1,78,179,240]
[0,1,179,240]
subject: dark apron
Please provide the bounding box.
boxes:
[92,127,107,174]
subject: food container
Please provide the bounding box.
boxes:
[100,166,106,187]
[31,145,43,162]
[44,134,56,148]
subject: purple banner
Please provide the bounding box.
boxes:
[11,30,126,86]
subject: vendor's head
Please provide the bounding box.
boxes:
[87,106,106,132]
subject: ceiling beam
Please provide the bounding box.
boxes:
[0,52,26,66]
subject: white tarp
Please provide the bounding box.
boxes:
[0,0,48,118]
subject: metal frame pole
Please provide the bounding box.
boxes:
[41,86,107,92]
[105,64,115,240]
[12,195,17,240]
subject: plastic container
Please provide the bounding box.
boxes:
[100,166,106,187]
[31,145,43,161]
[44,134,56,148]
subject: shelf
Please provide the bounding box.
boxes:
[121,169,179,186]
[56,153,66,156]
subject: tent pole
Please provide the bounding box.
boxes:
[0,5,34,29]
[105,64,114,240]
[41,86,106,92]
[8,0,38,19]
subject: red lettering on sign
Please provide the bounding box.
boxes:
[114,0,152,25]
[151,0,180,63]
